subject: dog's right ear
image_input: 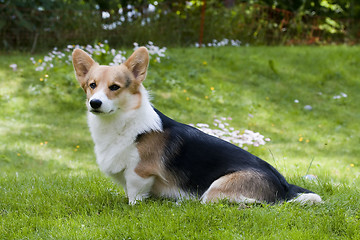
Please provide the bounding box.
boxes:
[72,49,97,89]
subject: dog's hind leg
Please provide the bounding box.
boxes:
[200,170,283,204]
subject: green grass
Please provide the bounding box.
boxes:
[1,46,360,239]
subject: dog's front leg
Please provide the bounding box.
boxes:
[124,169,155,205]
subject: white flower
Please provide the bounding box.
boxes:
[134,41,167,62]
[304,105,312,111]
[333,92,348,100]
[35,66,44,71]
[294,99,299,103]
[196,123,209,128]
[9,64,17,71]
[102,11,110,19]
[191,117,270,148]
[110,52,127,65]
[30,57,36,64]
[195,38,244,48]
[44,56,52,62]
[303,174,318,181]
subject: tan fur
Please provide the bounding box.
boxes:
[135,131,181,197]
[202,170,279,203]
[135,131,168,178]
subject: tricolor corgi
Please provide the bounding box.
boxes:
[72,47,321,205]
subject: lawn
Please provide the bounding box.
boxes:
[1,45,360,239]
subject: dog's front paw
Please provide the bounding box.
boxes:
[128,195,146,205]
[128,199,139,205]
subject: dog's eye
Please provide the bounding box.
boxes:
[109,84,120,91]
[89,83,96,89]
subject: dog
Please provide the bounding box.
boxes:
[72,47,321,205]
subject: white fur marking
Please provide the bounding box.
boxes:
[289,193,322,205]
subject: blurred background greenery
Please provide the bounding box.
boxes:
[1,0,359,52]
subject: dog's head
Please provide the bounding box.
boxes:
[72,47,149,115]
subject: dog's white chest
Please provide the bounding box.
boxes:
[95,138,139,175]
[88,113,141,175]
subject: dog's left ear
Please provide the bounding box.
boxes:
[72,49,97,89]
[124,47,149,83]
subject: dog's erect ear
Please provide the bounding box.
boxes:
[72,49,97,89]
[124,47,149,83]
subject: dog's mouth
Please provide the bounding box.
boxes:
[90,109,104,114]
[90,109,114,115]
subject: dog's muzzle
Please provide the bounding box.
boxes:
[88,91,116,114]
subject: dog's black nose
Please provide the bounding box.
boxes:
[90,99,102,109]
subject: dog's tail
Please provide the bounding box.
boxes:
[287,184,322,204]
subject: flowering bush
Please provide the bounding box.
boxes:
[134,41,167,63]
[190,117,270,149]
[195,38,248,48]
[31,41,167,72]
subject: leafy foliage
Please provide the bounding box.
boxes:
[1,0,359,51]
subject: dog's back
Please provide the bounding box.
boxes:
[142,109,320,204]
